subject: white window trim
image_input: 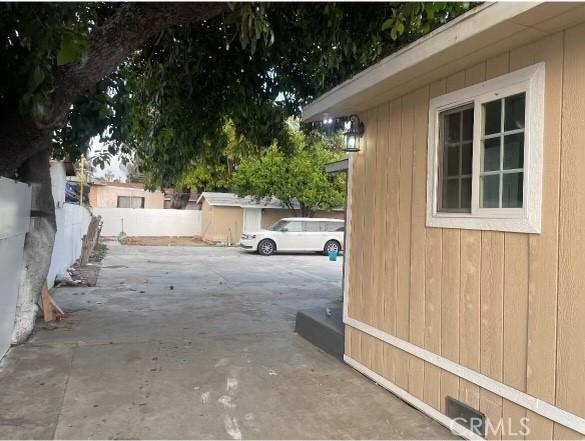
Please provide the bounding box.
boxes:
[426,62,545,233]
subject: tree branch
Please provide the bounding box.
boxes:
[0,2,229,177]
[48,2,229,129]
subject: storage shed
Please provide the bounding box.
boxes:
[304,3,585,439]
[197,192,343,244]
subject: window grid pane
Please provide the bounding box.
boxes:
[438,104,473,212]
[480,93,525,208]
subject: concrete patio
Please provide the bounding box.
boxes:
[0,244,454,439]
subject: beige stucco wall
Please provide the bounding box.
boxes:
[90,185,165,209]
[200,200,243,244]
[345,27,584,439]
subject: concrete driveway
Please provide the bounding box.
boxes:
[0,244,453,439]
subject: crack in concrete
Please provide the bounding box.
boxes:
[50,343,78,440]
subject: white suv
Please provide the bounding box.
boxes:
[240,217,344,256]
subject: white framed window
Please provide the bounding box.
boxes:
[117,196,144,209]
[426,63,545,233]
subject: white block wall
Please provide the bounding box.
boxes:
[46,162,92,288]
[93,208,201,237]
[47,204,91,288]
[0,178,31,359]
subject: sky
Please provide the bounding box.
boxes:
[87,137,130,181]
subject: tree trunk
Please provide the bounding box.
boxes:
[11,148,56,344]
[0,2,228,344]
[300,203,315,218]
[170,187,192,209]
[0,2,229,176]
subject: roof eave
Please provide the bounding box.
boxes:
[302,2,548,122]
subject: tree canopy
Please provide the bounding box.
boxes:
[7,2,470,183]
[0,1,471,343]
[231,122,346,216]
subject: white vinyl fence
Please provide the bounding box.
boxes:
[93,208,201,237]
[0,178,31,358]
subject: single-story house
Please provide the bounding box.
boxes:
[304,3,585,439]
[89,182,165,209]
[163,188,199,209]
[197,192,344,244]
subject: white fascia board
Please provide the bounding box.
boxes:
[302,2,542,121]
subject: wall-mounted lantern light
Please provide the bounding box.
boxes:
[343,114,365,152]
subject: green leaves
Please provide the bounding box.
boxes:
[30,65,46,90]
[234,3,274,55]
[0,3,98,123]
[46,2,470,186]
[56,31,88,66]
[381,2,468,42]
[231,122,345,216]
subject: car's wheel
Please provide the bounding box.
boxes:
[258,239,276,256]
[323,240,341,256]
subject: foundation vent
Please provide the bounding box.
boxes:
[445,396,485,437]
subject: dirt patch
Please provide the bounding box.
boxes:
[89,243,108,263]
[118,236,207,247]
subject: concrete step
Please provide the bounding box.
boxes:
[295,307,344,360]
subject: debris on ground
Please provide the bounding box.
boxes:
[54,267,91,287]
[54,272,81,287]
[38,281,66,322]
[54,243,106,287]
[112,236,206,246]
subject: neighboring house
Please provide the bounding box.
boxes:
[197,192,344,244]
[303,3,585,439]
[163,188,199,209]
[89,182,165,209]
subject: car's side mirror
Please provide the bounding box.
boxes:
[281,228,288,232]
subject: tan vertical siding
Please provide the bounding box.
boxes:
[480,232,505,440]
[200,200,213,239]
[344,26,585,438]
[554,23,585,441]
[424,209,442,409]
[372,103,388,332]
[364,107,378,333]
[383,98,402,338]
[409,87,430,400]
[423,79,446,412]
[524,31,564,441]
[201,204,243,243]
[382,99,404,385]
[395,93,414,391]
